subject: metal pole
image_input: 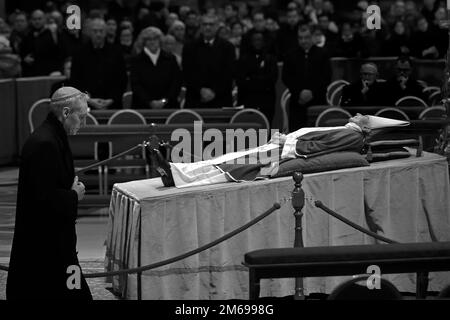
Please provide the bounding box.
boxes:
[292,172,305,300]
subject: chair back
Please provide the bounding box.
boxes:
[428,91,442,106]
[395,96,428,108]
[326,80,349,105]
[375,107,410,120]
[122,91,133,109]
[328,276,402,300]
[230,108,270,131]
[280,92,291,133]
[86,113,99,125]
[418,106,446,120]
[165,109,203,124]
[331,85,345,106]
[107,109,147,125]
[315,107,352,127]
[29,98,51,132]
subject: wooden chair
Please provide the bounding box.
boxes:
[107,109,147,125]
[395,96,428,108]
[230,108,270,131]
[280,92,290,133]
[122,91,133,109]
[331,85,345,106]
[418,106,446,120]
[428,91,442,106]
[104,109,148,194]
[165,109,203,124]
[326,80,349,106]
[86,113,99,125]
[375,107,410,121]
[28,98,51,132]
[315,107,351,127]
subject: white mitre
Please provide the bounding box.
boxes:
[366,115,410,129]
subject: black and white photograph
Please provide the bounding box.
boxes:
[0,0,450,313]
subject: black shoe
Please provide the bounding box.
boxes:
[145,146,175,187]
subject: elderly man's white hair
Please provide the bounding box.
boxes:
[50,86,89,115]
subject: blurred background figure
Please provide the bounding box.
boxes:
[118,27,134,70]
[182,14,235,108]
[236,31,278,123]
[70,18,127,109]
[341,63,388,107]
[20,9,64,76]
[8,11,28,55]
[162,34,182,67]
[105,17,118,44]
[383,20,411,56]
[131,27,182,109]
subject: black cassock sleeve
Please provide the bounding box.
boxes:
[28,141,78,223]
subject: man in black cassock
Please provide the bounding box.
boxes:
[7,87,92,300]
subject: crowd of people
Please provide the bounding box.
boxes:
[0,0,448,129]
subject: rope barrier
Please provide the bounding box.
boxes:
[314,200,398,244]
[75,142,147,174]
[0,203,281,276]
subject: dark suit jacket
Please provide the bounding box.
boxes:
[7,112,92,300]
[282,45,331,106]
[385,77,426,105]
[70,41,127,109]
[20,28,64,76]
[130,50,182,109]
[182,36,236,108]
[341,80,389,107]
[236,51,278,120]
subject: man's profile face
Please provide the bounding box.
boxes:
[349,113,370,130]
[63,100,88,135]
[298,29,313,51]
[201,16,218,40]
[360,64,378,85]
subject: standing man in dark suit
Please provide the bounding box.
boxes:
[182,14,236,108]
[70,18,127,109]
[7,87,92,300]
[236,31,278,124]
[282,24,331,130]
[130,26,182,109]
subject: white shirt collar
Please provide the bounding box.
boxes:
[144,47,160,65]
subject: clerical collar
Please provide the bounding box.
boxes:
[144,47,160,65]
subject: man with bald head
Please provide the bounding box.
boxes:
[340,63,389,106]
[20,9,64,76]
[71,18,127,109]
[7,87,92,300]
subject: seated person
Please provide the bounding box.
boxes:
[149,114,375,188]
[384,56,427,105]
[340,63,388,107]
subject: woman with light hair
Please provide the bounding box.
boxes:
[130,26,182,109]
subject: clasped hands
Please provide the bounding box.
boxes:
[71,176,85,201]
[89,98,114,109]
[200,87,215,103]
[269,132,287,146]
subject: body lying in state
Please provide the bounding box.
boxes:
[148,114,374,188]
